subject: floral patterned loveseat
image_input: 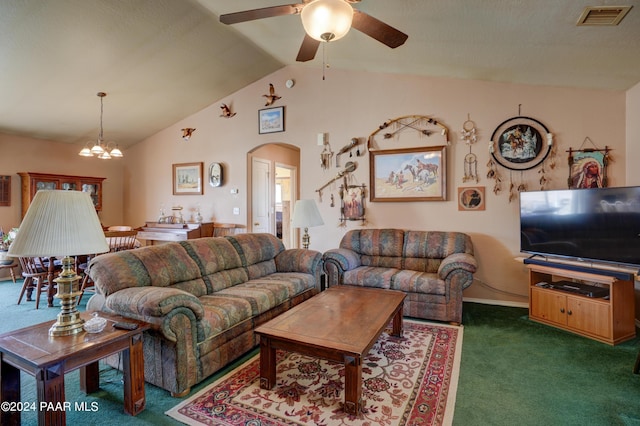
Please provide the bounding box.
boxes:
[322,229,476,324]
[87,233,322,396]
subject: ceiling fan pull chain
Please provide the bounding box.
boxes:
[322,43,327,80]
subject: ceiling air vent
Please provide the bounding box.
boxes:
[577,5,632,26]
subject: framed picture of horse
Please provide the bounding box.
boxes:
[369,145,446,202]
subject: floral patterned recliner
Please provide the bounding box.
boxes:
[323,229,476,324]
[88,233,322,396]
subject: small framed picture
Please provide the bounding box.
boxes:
[258,106,285,134]
[458,186,485,211]
[173,162,204,195]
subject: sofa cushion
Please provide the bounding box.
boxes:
[341,229,404,268]
[226,234,284,280]
[343,266,399,289]
[390,270,445,295]
[89,243,206,297]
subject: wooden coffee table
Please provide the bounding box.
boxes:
[0,312,149,425]
[255,286,405,416]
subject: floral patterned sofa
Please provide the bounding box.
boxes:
[87,233,322,396]
[322,229,476,324]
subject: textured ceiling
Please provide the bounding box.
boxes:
[1,0,638,149]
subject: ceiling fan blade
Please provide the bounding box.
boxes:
[296,34,320,62]
[351,9,408,48]
[220,4,305,25]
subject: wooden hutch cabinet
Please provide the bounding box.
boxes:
[19,172,106,218]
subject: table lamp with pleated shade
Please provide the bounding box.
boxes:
[8,190,109,336]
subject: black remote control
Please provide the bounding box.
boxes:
[113,321,139,330]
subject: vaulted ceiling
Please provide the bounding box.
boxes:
[1,0,638,149]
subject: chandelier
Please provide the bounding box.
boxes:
[78,92,123,159]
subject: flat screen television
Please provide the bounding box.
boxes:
[519,186,640,268]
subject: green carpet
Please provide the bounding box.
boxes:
[1,278,639,425]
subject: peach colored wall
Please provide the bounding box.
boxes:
[627,82,640,185]
[123,66,627,306]
[0,133,126,229]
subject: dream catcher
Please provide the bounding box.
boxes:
[460,115,479,183]
[488,109,555,202]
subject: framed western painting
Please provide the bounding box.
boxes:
[173,162,203,195]
[258,106,285,134]
[369,146,446,202]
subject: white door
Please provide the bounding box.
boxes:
[251,157,271,233]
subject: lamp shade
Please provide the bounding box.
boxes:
[301,0,354,42]
[292,199,324,228]
[8,190,109,258]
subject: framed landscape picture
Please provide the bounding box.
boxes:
[173,162,203,195]
[258,106,285,134]
[369,146,446,202]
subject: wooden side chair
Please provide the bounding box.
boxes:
[77,230,139,304]
[17,257,56,309]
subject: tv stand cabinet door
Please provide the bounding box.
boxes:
[566,297,611,340]
[531,288,566,325]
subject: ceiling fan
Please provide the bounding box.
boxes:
[219,0,408,62]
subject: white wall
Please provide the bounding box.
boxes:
[123,66,627,305]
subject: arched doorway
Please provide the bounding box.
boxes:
[247,143,300,248]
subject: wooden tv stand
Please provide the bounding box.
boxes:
[527,262,636,345]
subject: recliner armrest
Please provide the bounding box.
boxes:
[104,286,204,320]
[438,253,477,281]
[275,248,322,275]
[323,248,362,272]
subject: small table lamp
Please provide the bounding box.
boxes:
[8,190,109,336]
[291,199,324,249]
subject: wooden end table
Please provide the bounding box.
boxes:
[0,312,149,425]
[255,286,405,416]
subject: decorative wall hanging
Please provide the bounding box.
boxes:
[458,186,485,211]
[173,162,204,195]
[567,138,611,188]
[220,104,236,118]
[335,137,364,167]
[320,141,333,170]
[262,83,281,106]
[340,184,366,225]
[488,109,555,200]
[316,161,357,201]
[209,162,223,187]
[460,115,479,183]
[181,128,196,141]
[0,175,10,207]
[367,115,450,150]
[258,106,285,134]
[370,146,446,202]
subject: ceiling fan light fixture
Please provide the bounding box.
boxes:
[301,0,353,42]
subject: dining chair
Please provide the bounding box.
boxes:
[77,230,139,304]
[17,257,56,309]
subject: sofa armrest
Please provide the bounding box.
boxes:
[438,253,477,282]
[323,248,361,271]
[104,286,204,321]
[275,249,323,274]
[322,248,362,287]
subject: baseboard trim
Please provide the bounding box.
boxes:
[463,297,529,309]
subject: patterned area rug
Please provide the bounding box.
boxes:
[166,320,462,426]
